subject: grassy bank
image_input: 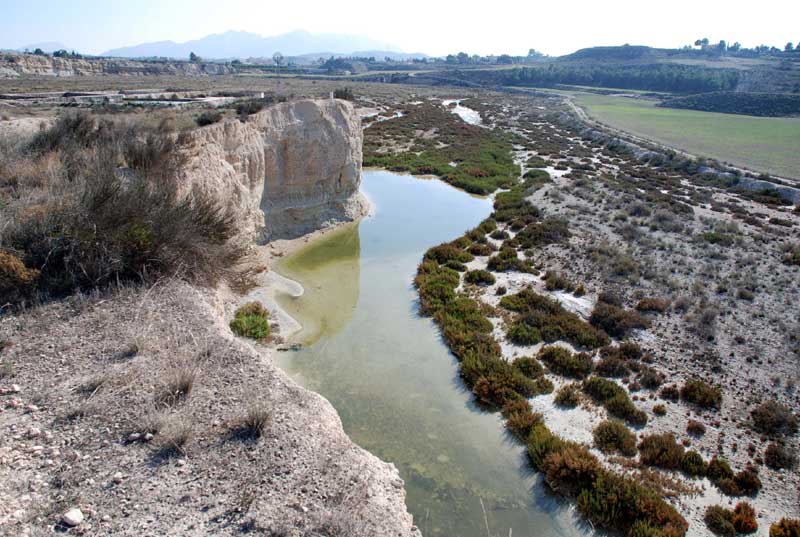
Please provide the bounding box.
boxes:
[572,93,800,178]
[363,102,520,195]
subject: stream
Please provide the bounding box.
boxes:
[273,170,583,537]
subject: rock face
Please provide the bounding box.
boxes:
[0,52,233,78]
[179,98,367,240]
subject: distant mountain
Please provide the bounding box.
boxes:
[17,41,71,53]
[102,30,404,60]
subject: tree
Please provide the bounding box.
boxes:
[786,42,795,52]
[730,42,741,52]
[718,40,727,52]
[272,51,284,67]
[528,48,543,58]
[33,48,45,56]
[797,43,800,51]
[189,52,200,62]
[456,52,469,64]
[497,54,514,64]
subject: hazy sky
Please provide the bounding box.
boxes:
[2,0,798,56]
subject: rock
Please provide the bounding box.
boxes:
[143,433,154,442]
[127,432,141,442]
[178,99,366,241]
[62,508,84,526]
[112,472,123,484]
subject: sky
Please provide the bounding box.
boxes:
[1,0,798,57]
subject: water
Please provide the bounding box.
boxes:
[274,170,582,537]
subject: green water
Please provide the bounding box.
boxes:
[274,171,582,537]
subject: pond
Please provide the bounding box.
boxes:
[273,170,583,537]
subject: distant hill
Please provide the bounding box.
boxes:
[102,30,404,60]
[559,45,664,62]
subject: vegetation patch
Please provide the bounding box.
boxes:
[538,346,593,379]
[230,302,271,340]
[593,420,636,456]
[501,287,610,349]
[582,376,647,426]
[680,379,722,409]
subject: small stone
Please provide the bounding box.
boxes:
[176,459,186,467]
[127,433,141,442]
[25,404,39,413]
[101,515,111,522]
[112,472,123,484]
[26,427,41,438]
[10,384,21,393]
[62,508,84,526]
[143,433,154,441]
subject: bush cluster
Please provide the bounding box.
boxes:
[1,113,244,306]
[464,269,496,286]
[538,346,593,379]
[582,376,647,426]
[554,383,581,408]
[765,442,798,470]
[230,302,271,340]
[195,110,223,126]
[751,401,798,436]
[680,379,723,409]
[590,300,650,338]
[594,420,637,456]
[704,502,758,536]
[638,433,684,470]
[770,519,800,537]
[501,288,610,349]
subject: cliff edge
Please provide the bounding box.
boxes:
[180,98,368,240]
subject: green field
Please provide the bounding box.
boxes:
[572,93,800,179]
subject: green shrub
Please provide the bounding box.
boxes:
[687,419,706,436]
[653,404,667,416]
[507,322,542,345]
[526,423,565,468]
[555,383,581,408]
[538,346,593,379]
[707,456,735,482]
[583,376,647,426]
[681,450,707,476]
[513,356,544,378]
[704,505,735,536]
[500,288,609,349]
[751,400,798,436]
[543,271,575,292]
[596,356,630,378]
[637,366,664,389]
[468,242,494,256]
[425,243,474,264]
[230,302,271,340]
[660,384,680,401]
[681,379,722,409]
[464,269,496,286]
[638,433,684,470]
[502,398,542,439]
[734,468,762,495]
[593,420,637,456]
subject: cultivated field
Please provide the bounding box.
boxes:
[571,92,800,179]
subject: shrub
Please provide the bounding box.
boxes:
[555,383,581,408]
[513,356,544,378]
[596,356,630,378]
[3,119,244,305]
[770,518,800,537]
[661,384,680,401]
[638,433,684,470]
[232,402,271,440]
[526,423,565,468]
[681,379,722,409]
[333,87,354,100]
[195,110,223,126]
[464,269,496,286]
[230,302,271,340]
[468,242,494,256]
[538,346,593,379]
[751,401,798,436]
[765,442,798,470]
[704,505,735,536]
[707,456,735,482]
[507,322,542,345]
[156,368,196,407]
[590,301,650,338]
[501,288,609,349]
[734,467,762,495]
[687,419,706,436]
[635,297,671,313]
[543,271,575,292]
[593,420,637,456]
[653,404,667,416]
[425,243,474,264]
[681,450,707,476]
[543,444,602,496]
[583,376,647,426]
[502,398,542,438]
[490,229,509,240]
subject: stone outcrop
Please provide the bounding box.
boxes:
[0,52,233,78]
[179,98,367,240]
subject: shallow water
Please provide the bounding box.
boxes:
[274,170,582,537]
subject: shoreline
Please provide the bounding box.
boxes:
[252,190,372,344]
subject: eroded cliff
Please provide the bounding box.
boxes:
[179,98,367,240]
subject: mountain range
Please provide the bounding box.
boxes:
[101,30,424,60]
